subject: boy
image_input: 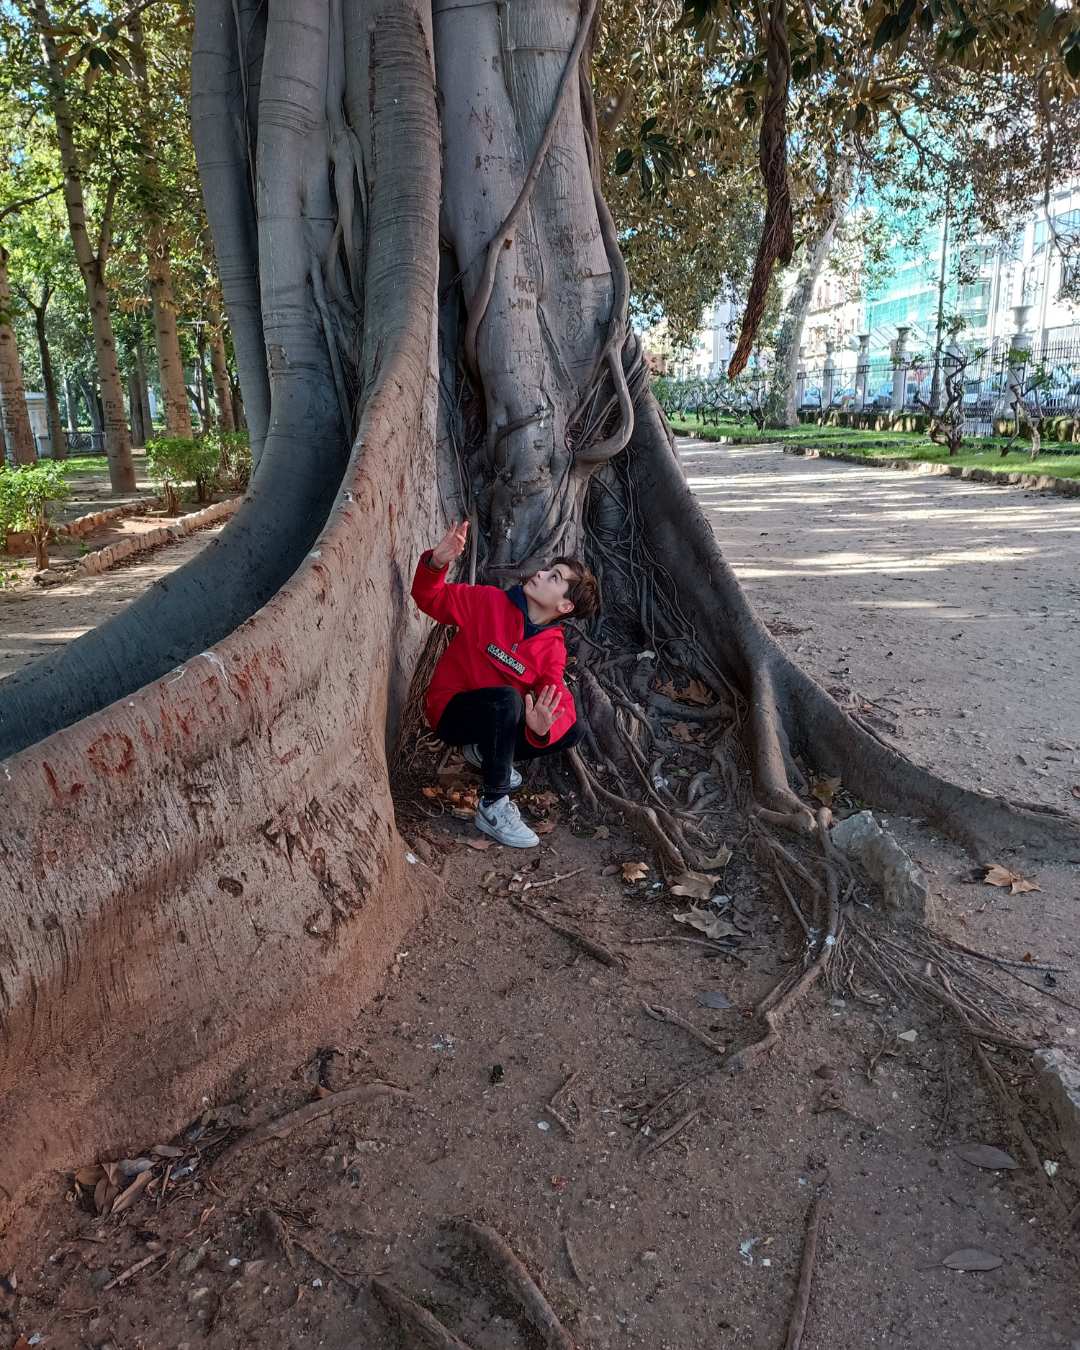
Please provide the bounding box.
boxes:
[411,520,600,847]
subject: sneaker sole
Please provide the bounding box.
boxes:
[474,815,539,848]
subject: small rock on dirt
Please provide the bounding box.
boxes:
[830,811,931,919]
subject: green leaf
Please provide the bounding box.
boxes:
[1066,42,1080,79]
[613,147,634,175]
[872,13,898,51]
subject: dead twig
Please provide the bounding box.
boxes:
[371,1278,476,1349]
[639,1106,701,1159]
[563,1231,587,1285]
[213,1082,409,1170]
[641,1001,726,1055]
[784,1190,826,1350]
[546,1072,580,1138]
[514,900,625,968]
[102,1251,167,1291]
[521,866,587,893]
[258,1207,296,1269]
[446,1217,576,1350]
[291,1235,365,1293]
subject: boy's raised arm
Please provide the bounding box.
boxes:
[411,520,471,624]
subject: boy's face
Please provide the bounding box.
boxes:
[524,563,575,617]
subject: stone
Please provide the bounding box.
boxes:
[1034,1047,1080,1175]
[830,811,931,919]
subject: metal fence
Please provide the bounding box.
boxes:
[797,337,1080,440]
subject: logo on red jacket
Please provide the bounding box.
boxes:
[485,643,526,676]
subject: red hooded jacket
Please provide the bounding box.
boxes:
[411,552,576,747]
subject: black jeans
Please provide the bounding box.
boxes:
[436,686,582,798]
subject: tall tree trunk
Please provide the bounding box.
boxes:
[208,308,236,432]
[764,160,851,429]
[128,11,194,439]
[128,370,146,447]
[79,374,104,437]
[30,288,66,459]
[134,331,154,441]
[1,0,1076,1251]
[63,374,79,433]
[31,0,135,490]
[0,245,37,465]
[194,326,212,428]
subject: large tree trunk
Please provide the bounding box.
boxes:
[1,0,1077,1256]
[31,0,135,490]
[31,289,66,459]
[0,245,37,464]
[134,330,155,441]
[79,374,104,437]
[764,161,850,429]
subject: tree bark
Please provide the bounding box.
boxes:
[207,306,236,432]
[0,245,37,464]
[134,330,154,440]
[63,374,79,433]
[765,160,851,429]
[128,10,194,439]
[29,288,66,459]
[194,324,212,428]
[31,0,135,490]
[79,374,104,437]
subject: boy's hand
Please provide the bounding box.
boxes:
[525,685,562,738]
[430,519,469,569]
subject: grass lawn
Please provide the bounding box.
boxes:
[668,414,1080,482]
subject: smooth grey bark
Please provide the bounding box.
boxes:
[79,375,104,436]
[765,162,851,429]
[190,0,270,458]
[0,0,352,755]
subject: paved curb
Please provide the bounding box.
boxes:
[35,497,240,586]
[53,496,160,539]
[783,445,1080,498]
[1034,1047,1080,1175]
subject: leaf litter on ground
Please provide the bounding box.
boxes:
[941,1248,1003,1272]
[673,906,738,941]
[956,1144,1018,1171]
[983,864,1040,895]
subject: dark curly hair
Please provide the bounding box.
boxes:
[551,556,601,621]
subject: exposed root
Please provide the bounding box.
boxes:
[445,1217,576,1350]
[568,749,685,872]
[642,1001,727,1057]
[784,1189,827,1350]
[513,899,626,968]
[371,1278,476,1350]
[212,1082,409,1172]
[639,1106,702,1160]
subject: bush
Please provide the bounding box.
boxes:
[0,461,71,570]
[203,429,252,494]
[146,436,221,512]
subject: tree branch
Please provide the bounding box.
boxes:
[96,175,120,270]
[0,183,62,223]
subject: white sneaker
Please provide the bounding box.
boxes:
[461,743,522,791]
[475,796,539,848]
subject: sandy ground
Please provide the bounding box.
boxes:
[2,444,1079,1349]
[0,525,224,680]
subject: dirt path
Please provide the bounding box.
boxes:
[4,445,1079,1349]
[0,525,224,679]
[680,438,1080,810]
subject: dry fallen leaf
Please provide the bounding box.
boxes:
[621,860,649,883]
[462,837,492,851]
[697,846,732,869]
[956,1144,1018,1171]
[670,722,697,744]
[534,820,557,835]
[983,864,1040,895]
[1071,785,1080,800]
[673,906,738,941]
[75,1164,106,1189]
[812,775,841,806]
[592,826,610,840]
[669,870,722,902]
[655,677,712,706]
[421,786,440,799]
[941,1248,1003,1272]
[695,989,733,1010]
